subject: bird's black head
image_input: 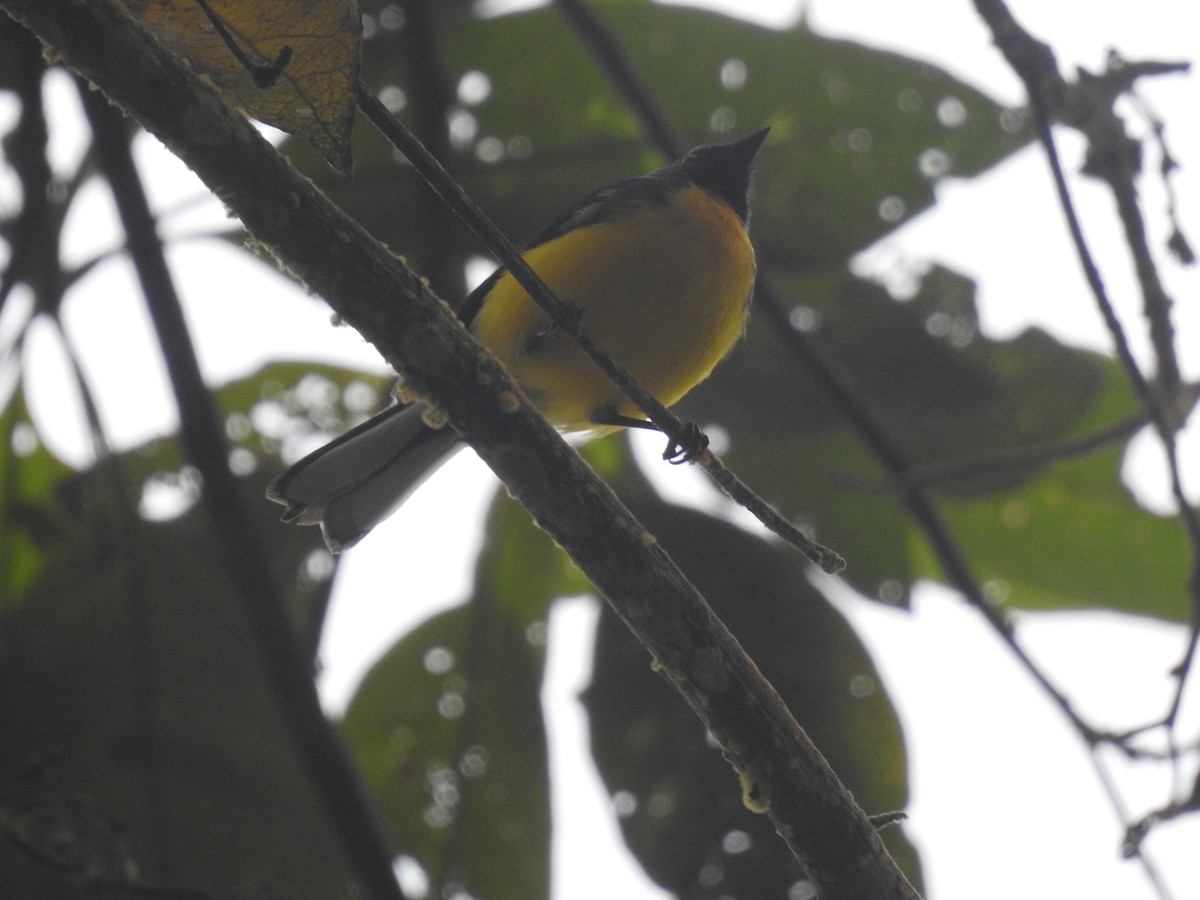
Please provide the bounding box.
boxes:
[671,127,770,222]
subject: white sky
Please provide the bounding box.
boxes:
[6,0,1200,898]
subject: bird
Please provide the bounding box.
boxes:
[267,127,769,552]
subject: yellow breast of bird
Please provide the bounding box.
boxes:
[470,185,756,432]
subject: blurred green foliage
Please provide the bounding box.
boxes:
[1,1,1188,899]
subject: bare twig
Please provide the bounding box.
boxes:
[971,0,1200,727]
[554,0,683,157]
[1074,58,1188,391]
[972,0,1199,884]
[1123,771,1200,863]
[1126,87,1196,266]
[846,408,1155,494]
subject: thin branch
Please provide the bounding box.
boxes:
[1124,770,1200,865]
[970,0,1200,729]
[1043,92,1200,724]
[691,448,846,572]
[1068,55,1191,390]
[78,82,408,900]
[0,25,129,578]
[971,0,1197,888]
[554,0,683,157]
[1126,87,1196,266]
[0,19,56,319]
[388,0,462,296]
[847,408,1155,494]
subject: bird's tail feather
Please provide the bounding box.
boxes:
[267,403,461,552]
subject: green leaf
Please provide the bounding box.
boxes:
[689,266,1117,462]
[586,476,921,896]
[0,379,74,608]
[287,0,1026,293]
[338,488,586,900]
[0,465,348,897]
[340,603,550,900]
[928,442,1192,620]
[0,358,414,895]
[472,485,591,619]
[677,264,1183,620]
